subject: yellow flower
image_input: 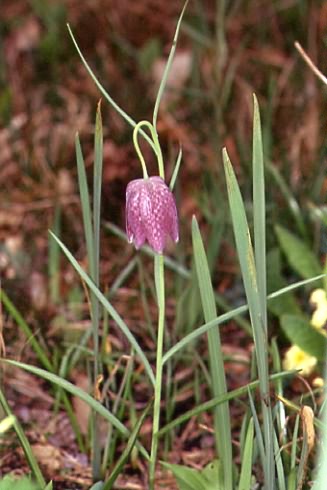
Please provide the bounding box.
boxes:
[311,306,327,329]
[309,289,327,329]
[312,376,324,388]
[283,345,317,376]
[310,288,327,306]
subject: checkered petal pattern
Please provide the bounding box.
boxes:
[126,176,179,253]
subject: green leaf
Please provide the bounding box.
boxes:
[0,476,40,490]
[222,147,274,483]
[162,460,222,490]
[152,0,189,128]
[201,460,223,489]
[238,418,254,490]
[75,134,94,278]
[49,231,155,387]
[0,389,46,489]
[267,249,300,317]
[158,371,294,437]
[1,359,149,461]
[67,24,155,151]
[275,225,321,280]
[162,272,327,365]
[102,402,152,490]
[192,217,232,490]
[89,483,104,490]
[280,314,327,360]
[252,94,267,332]
[138,38,161,73]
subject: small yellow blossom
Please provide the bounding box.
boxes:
[312,376,324,388]
[310,288,327,306]
[283,345,317,377]
[310,288,327,329]
[311,307,327,329]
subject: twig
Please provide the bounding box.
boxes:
[294,41,327,86]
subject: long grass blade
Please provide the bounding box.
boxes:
[90,100,104,480]
[102,402,152,490]
[2,359,149,460]
[163,272,327,364]
[273,431,286,490]
[93,101,103,288]
[0,290,52,372]
[0,291,85,452]
[49,232,155,386]
[247,387,266,470]
[192,216,233,490]
[153,0,189,129]
[252,94,267,333]
[75,133,95,277]
[0,387,46,488]
[158,371,294,438]
[169,146,183,191]
[67,24,155,151]
[223,147,273,488]
[238,418,254,490]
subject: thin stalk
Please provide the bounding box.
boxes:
[133,120,164,179]
[149,254,165,489]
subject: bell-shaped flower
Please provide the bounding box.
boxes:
[126,176,179,254]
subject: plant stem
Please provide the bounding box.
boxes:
[149,254,165,489]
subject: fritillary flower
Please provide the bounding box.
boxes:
[126,176,179,254]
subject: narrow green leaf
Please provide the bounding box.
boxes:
[75,133,95,278]
[266,162,307,238]
[67,24,155,151]
[49,232,155,387]
[192,216,233,490]
[91,100,104,480]
[169,146,183,191]
[238,418,254,490]
[161,463,207,490]
[223,147,273,486]
[2,360,128,436]
[0,290,85,452]
[162,273,327,364]
[274,431,286,490]
[89,482,104,490]
[275,225,321,279]
[93,100,103,286]
[48,205,61,304]
[267,248,301,317]
[153,0,189,129]
[280,314,327,360]
[158,371,294,437]
[247,387,265,470]
[0,388,46,488]
[161,460,222,490]
[252,94,267,333]
[102,402,152,490]
[0,290,52,372]
[0,476,40,490]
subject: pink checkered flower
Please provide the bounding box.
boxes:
[126,176,179,254]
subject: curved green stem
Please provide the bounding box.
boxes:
[133,121,165,179]
[149,254,165,489]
